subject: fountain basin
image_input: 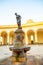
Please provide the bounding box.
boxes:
[9,46,30,54]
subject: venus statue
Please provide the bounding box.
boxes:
[15,13,22,29]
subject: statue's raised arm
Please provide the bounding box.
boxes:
[15,13,22,29]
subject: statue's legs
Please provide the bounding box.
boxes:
[18,22,22,29]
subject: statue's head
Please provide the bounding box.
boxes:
[15,13,17,16]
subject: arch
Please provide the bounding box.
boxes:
[37,29,43,43]
[1,31,7,45]
[27,30,35,44]
[9,31,15,45]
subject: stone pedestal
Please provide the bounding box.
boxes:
[9,56,26,65]
[9,28,30,65]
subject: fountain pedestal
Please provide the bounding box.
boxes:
[9,13,30,65]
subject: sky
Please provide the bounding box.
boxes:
[0,0,43,25]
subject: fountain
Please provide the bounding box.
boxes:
[9,13,30,65]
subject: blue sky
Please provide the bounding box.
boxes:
[0,0,43,25]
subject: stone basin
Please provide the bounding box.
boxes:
[9,46,30,54]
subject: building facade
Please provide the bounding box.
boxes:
[0,19,43,45]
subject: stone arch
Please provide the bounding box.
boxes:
[27,30,35,44]
[1,31,7,45]
[9,31,15,44]
[37,29,43,43]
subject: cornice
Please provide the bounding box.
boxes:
[0,21,43,29]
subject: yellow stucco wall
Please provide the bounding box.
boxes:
[0,19,43,45]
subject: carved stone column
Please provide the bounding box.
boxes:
[25,32,28,45]
[7,34,9,45]
[35,31,37,43]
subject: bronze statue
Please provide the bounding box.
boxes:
[15,13,21,29]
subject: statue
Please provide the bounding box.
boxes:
[9,13,30,63]
[15,13,21,29]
